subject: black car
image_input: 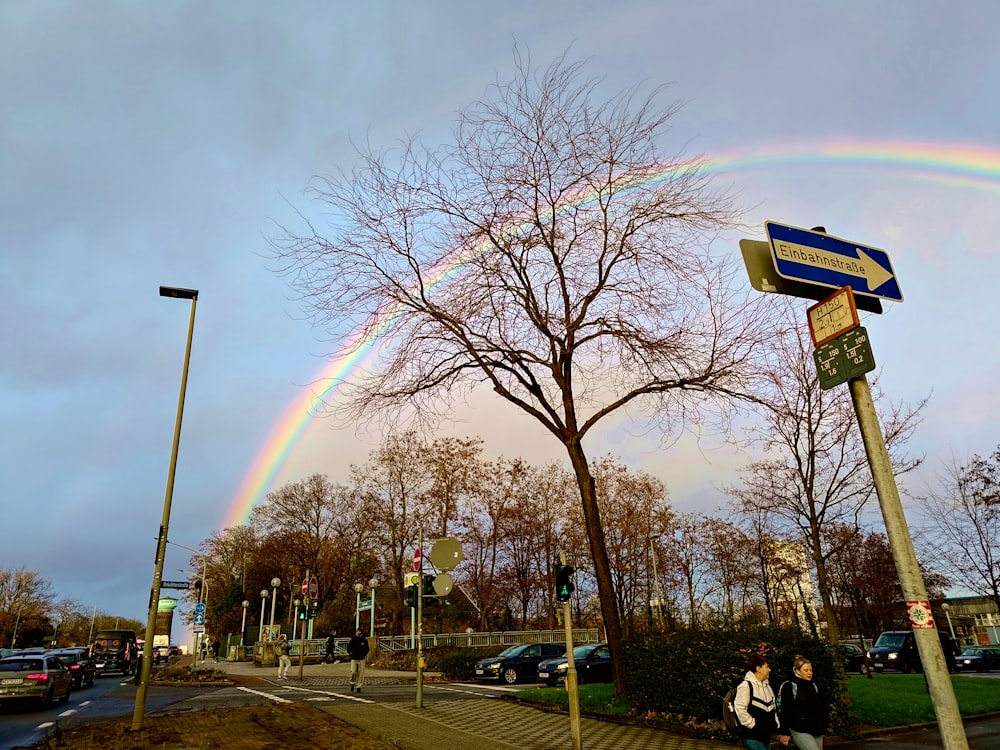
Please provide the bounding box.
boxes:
[537,642,612,686]
[51,648,96,689]
[956,647,1000,672]
[474,643,565,685]
[868,630,921,673]
[840,643,870,673]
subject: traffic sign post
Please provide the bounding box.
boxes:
[413,548,422,572]
[807,286,861,347]
[160,580,190,590]
[765,221,903,302]
[813,326,876,390]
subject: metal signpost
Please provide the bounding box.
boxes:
[739,225,967,750]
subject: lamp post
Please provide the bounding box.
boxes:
[269,577,281,629]
[259,590,268,640]
[368,577,379,637]
[353,582,364,631]
[943,602,956,640]
[240,600,249,648]
[648,535,665,629]
[132,285,199,732]
[293,598,302,642]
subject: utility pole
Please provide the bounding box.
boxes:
[559,550,582,750]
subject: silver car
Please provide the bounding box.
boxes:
[0,654,73,707]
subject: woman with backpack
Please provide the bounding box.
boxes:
[734,654,790,750]
[777,655,828,750]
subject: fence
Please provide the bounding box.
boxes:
[245,627,602,666]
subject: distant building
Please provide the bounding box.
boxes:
[941,596,1000,646]
[767,541,819,631]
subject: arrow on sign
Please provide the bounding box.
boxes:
[765,221,902,302]
[772,239,893,292]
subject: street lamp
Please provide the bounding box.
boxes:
[293,598,302,639]
[353,582,364,631]
[648,535,665,629]
[368,577,379,638]
[942,602,956,640]
[240,600,249,648]
[132,285,199,732]
[259,590,268,640]
[269,577,281,629]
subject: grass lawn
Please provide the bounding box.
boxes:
[515,674,1000,735]
[848,673,1000,727]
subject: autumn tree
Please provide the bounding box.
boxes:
[728,308,924,647]
[273,49,773,693]
[920,447,1000,612]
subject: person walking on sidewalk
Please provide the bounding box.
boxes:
[777,655,828,750]
[347,628,370,693]
[275,634,292,680]
[734,653,790,750]
[325,630,338,663]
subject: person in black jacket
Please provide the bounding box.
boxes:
[347,628,370,693]
[777,655,829,750]
[325,631,338,663]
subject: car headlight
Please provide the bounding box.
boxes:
[554,663,568,673]
[489,662,501,670]
[888,652,898,660]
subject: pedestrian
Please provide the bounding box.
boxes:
[201,637,210,662]
[325,630,338,663]
[211,637,221,662]
[347,628,370,693]
[275,633,291,680]
[734,653,790,750]
[777,655,828,750]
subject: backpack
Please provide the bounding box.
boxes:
[722,679,748,733]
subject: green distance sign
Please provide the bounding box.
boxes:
[813,326,876,390]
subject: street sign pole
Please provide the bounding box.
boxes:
[298,569,309,681]
[848,376,968,750]
[416,529,424,709]
[560,549,582,750]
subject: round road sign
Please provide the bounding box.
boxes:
[413,548,422,571]
[309,577,319,599]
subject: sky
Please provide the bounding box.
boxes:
[3,1,999,644]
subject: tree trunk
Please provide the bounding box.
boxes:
[565,442,626,695]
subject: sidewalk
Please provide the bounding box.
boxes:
[202,656,734,750]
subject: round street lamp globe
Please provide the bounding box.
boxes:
[242,600,249,608]
[353,582,364,593]
[270,577,281,588]
[260,590,268,599]
[368,577,378,589]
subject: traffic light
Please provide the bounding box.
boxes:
[423,574,437,607]
[405,585,418,608]
[555,564,575,602]
[298,608,307,621]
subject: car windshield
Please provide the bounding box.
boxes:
[573,644,598,658]
[496,645,527,658]
[961,648,982,656]
[0,658,43,671]
[874,633,907,648]
[55,654,79,665]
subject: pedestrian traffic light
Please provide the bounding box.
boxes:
[555,564,575,602]
[406,585,418,608]
[298,608,307,621]
[423,574,437,607]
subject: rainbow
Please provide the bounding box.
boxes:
[223,139,1000,528]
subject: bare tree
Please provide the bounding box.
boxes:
[920,447,1000,612]
[273,50,774,692]
[728,307,924,647]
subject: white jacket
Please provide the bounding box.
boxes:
[734,670,780,731]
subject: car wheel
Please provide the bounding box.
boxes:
[902,662,912,674]
[40,686,54,709]
[502,667,519,685]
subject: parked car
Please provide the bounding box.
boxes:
[868,630,921,673]
[840,643,870,673]
[474,643,566,684]
[956,647,1000,672]
[537,642,612,686]
[50,648,96,689]
[0,654,73,707]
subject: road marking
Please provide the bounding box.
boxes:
[427,684,499,697]
[35,722,55,730]
[236,686,292,703]
[450,682,522,693]
[58,709,77,717]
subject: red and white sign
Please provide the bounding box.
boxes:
[301,578,309,594]
[907,600,936,629]
[413,548,422,571]
[309,577,319,599]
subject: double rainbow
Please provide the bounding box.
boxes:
[223,139,1000,529]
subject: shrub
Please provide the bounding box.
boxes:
[435,648,482,680]
[623,624,856,736]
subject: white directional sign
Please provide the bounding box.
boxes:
[765,221,903,302]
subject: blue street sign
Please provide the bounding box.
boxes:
[765,221,903,302]
[193,613,206,625]
[194,602,206,614]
